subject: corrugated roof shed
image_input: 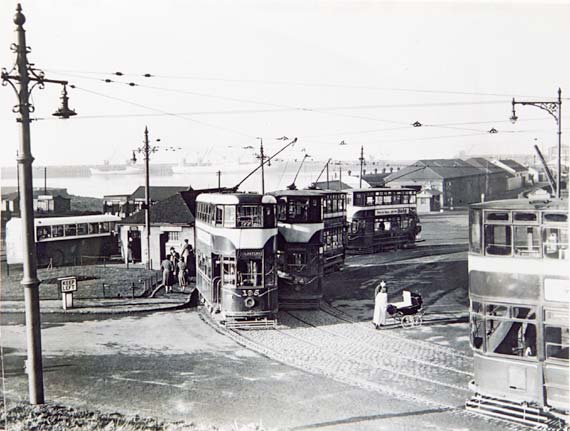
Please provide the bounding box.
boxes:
[122,193,195,225]
[384,159,485,182]
[465,158,512,175]
[498,159,527,172]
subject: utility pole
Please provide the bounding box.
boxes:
[43,167,47,195]
[1,3,77,405]
[132,127,159,269]
[359,145,364,188]
[511,89,562,198]
[217,170,221,191]
[257,137,266,194]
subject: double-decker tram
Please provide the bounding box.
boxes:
[466,197,569,428]
[5,214,120,267]
[345,188,421,254]
[319,190,347,273]
[194,193,279,325]
[271,190,324,309]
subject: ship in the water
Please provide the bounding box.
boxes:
[90,160,143,176]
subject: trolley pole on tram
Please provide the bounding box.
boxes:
[510,89,563,198]
[132,127,159,269]
[1,3,77,405]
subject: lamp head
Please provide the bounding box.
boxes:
[52,85,77,119]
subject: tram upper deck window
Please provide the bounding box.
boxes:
[215,206,223,226]
[392,193,402,205]
[77,223,88,236]
[514,226,541,257]
[469,209,482,254]
[542,227,568,259]
[88,222,100,234]
[99,222,110,233]
[287,199,308,222]
[545,325,569,362]
[52,225,64,238]
[36,226,52,240]
[353,193,365,206]
[237,205,262,227]
[366,194,374,206]
[485,211,510,223]
[410,193,417,204]
[543,213,567,223]
[484,224,512,256]
[224,205,236,228]
[513,212,538,223]
[65,224,77,237]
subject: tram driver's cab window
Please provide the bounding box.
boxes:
[237,258,262,287]
[484,224,512,256]
[484,304,537,358]
[542,227,568,260]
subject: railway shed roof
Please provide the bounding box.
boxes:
[385,159,486,183]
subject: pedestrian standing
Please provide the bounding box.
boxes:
[177,256,187,291]
[180,239,191,261]
[161,258,174,293]
[373,280,388,329]
[169,247,180,282]
[186,245,196,282]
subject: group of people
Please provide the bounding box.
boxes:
[161,239,196,293]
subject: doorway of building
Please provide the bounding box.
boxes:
[128,229,142,263]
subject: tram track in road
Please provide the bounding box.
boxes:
[198,308,533,431]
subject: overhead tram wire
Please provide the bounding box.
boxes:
[42,70,548,132]
[43,68,551,99]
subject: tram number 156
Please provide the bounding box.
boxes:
[242,289,260,297]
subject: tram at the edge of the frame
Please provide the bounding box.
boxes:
[271,190,325,309]
[194,193,279,326]
[466,194,569,428]
[345,187,421,254]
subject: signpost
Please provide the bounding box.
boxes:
[58,276,77,310]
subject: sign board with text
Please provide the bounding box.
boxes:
[58,276,77,293]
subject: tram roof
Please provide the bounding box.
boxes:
[33,214,121,226]
[470,198,567,211]
[196,193,276,205]
[344,187,417,193]
[270,189,325,198]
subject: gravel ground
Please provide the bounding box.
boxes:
[0,265,161,300]
[0,402,265,431]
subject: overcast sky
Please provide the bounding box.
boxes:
[1,0,569,167]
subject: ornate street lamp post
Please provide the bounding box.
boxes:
[510,89,562,198]
[131,127,160,269]
[1,4,77,405]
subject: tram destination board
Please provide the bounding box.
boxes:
[58,276,78,293]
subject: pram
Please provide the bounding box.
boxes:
[386,290,424,328]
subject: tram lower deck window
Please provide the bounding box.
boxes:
[487,319,537,357]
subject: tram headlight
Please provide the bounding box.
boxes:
[244,297,255,308]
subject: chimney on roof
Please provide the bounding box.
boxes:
[382,168,386,174]
[390,167,393,173]
[374,168,378,174]
[397,167,400,171]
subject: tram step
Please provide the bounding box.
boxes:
[465,395,566,430]
[225,319,277,330]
